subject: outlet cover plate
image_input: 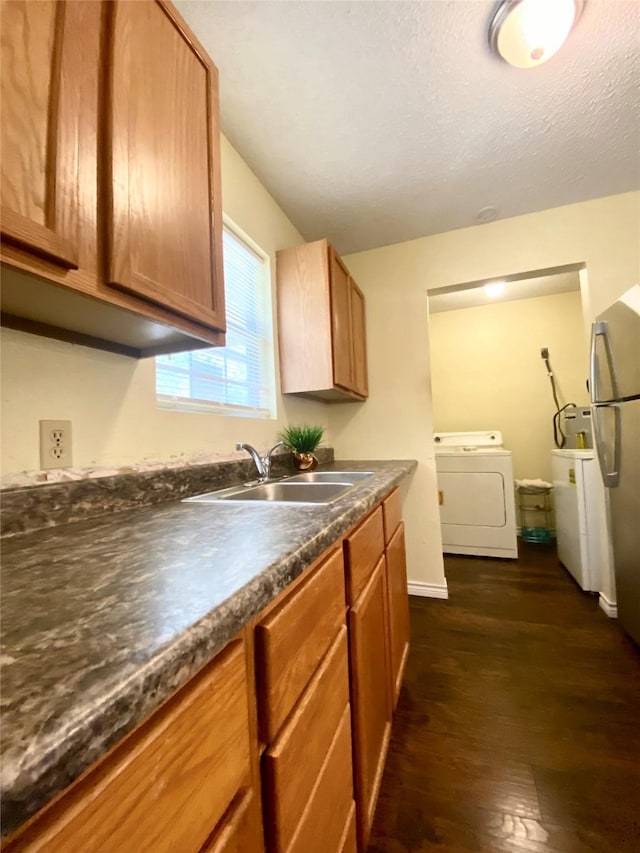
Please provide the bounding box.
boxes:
[39,420,73,469]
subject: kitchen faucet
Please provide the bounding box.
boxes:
[236,441,284,482]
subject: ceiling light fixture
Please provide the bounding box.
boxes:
[484,281,506,298]
[489,0,585,69]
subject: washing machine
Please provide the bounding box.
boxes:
[551,449,612,592]
[434,431,518,559]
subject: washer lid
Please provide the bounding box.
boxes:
[551,448,596,460]
[434,430,504,450]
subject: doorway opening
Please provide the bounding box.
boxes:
[426,262,593,570]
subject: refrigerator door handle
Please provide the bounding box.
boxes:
[589,320,619,403]
[592,403,621,487]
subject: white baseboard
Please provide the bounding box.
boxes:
[599,593,618,618]
[408,581,449,600]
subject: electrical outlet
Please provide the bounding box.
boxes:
[39,420,73,469]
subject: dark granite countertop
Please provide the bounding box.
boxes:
[0,459,416,837]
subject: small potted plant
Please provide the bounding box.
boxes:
[279,425,325,471]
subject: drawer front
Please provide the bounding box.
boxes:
[256,548,346,742]
[264,627,350,853]
[18,641,251,853]
[338,803,357,853]
[382,488,402,544]
[288,706,355,853]
[344,506,384,603]
[201,789,263,853]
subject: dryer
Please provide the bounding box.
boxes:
[434,431,518,559]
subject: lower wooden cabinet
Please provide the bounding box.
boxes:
[263,628,350,853]
[6,487,410,853]
[201,789,264,853]
[5,637,262,853]
[256,546,355,853]
[348,557,392,850]
[339,805,358,853]
[255,547,346,743]
[286,706,355,853]
[386,522,410,708]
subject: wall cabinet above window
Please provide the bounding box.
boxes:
[276,240,368,402]
[0,0,225,358]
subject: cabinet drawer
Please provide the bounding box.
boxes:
[382,488,402,544]
[338,803,357,853]
[344,506,385,603]
[12,640,251,853]
[201,789,263,853]
[263,627,350,853]
[288,706,355,853]
[256,548,346,742]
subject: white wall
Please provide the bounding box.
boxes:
[0,136,329,473]
[429,290,589,483]
[334,192,639,599]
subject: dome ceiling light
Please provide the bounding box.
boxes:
[489,0,585,69]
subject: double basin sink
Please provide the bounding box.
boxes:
[183,471,375,506]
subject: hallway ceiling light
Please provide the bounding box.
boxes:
[484,281,506,298]
[489,0,585,69]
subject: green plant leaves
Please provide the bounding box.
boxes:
[278,425,325,453]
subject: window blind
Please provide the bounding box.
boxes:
[156,226,275,418]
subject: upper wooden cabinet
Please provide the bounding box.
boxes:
[106,1,225,331]
[0,0,81,268]
[0,0,226,357]
[276,240,368,402]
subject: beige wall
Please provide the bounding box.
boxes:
[335,192,639,596]
[429,290,589,483]
[0,136,329,473]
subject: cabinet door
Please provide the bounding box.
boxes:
[386,522,410,707]
[105,0,225,332]
[349,280,368,398]
[349,557,392,850]
[330,249,354,391]
[0,0,80,267]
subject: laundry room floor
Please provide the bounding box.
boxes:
[367,541,640,852]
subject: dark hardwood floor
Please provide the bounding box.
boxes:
[368,541,640,852]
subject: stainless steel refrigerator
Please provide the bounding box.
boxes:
[590,284,640,646]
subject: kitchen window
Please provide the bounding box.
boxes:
[155,222,276,418]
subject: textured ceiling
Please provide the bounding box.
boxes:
[428,271,580,313]
[176,1,640,255]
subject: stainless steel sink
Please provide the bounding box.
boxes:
[184,480,355,505]
[284,471,374,484]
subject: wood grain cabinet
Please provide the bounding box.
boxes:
[343,490,411,849]
[0,0,226,357]
[4,490,410,853]
[0,0,81,269]
[276,239,368,402]
[255,547,357,853]
[5,635,264,853]
[343,508,392,850]
[383,490,410,709]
